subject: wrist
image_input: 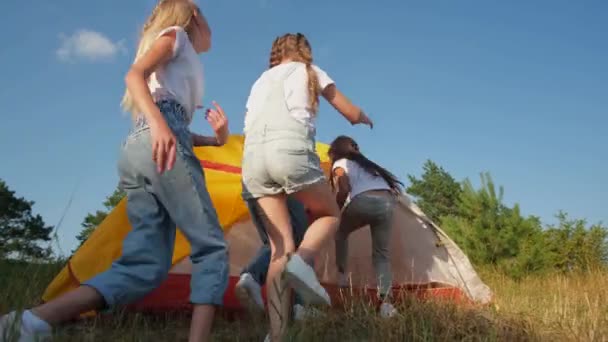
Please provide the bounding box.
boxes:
[215,127,229,145]
[147,114,167,130]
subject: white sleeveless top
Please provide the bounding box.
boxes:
[147,26,204,119]
[244,62,334,134]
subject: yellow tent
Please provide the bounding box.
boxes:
[43,135,492,313]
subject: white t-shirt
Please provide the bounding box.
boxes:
[333,158,392,205]
[147,26,204,120]
[244,61,334,133]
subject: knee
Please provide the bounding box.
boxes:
[310,204,340,221]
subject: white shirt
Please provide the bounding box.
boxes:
[333,158,392,205]
[147,26,204,120]
[244,61,334,133]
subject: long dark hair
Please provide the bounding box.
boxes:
[328,135,404,193]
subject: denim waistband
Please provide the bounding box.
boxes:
[130,99,191,136]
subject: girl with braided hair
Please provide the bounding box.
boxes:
[1,1,229,341]
[241,32,373,341]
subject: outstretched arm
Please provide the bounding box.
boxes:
[322,84,373,129]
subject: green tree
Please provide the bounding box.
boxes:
[406,160,462,223]
[0,179,53,260]
[542,211,608,272]
[74,187,125,251]
[440,172,547,278]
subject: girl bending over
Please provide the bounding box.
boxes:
[329,135,402,318]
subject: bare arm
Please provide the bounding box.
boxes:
[124,31,177,173]
[322,84,373,128]
[333,167,352,209]
[125,31,175,131]
[192,133,228,147]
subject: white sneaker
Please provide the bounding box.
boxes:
[293,304,324,321]
[263,333,270,342]
[379,302,398,318]
[284,254,331,306]
[0,311,52,342]
[235,273,265,312]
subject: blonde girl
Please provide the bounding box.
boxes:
[1,1,229,341]
[242,33,373,341]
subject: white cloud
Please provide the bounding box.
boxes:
[56,30,126,62]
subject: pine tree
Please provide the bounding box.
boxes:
[406,160,462,223]
[73,187,125,252]
[0,179,53,260]
[440,172,546,278]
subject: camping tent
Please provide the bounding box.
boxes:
[42,135,492,314]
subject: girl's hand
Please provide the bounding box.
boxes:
[358,111,374,129]
[149,120,177,174]
[206,101,229,145]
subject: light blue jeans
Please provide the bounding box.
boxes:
[85,100,229,307]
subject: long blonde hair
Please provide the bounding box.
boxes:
[269,33,320,114]
[121,0,200,116]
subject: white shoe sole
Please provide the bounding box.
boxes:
[284,257,330,306]
[235,283,264,312]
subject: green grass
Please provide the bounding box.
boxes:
[1,259,606,341]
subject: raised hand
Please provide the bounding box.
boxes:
[206,100,229,145]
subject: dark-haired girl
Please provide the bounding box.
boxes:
[328,135,401,318]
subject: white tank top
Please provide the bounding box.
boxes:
[146,26,204,120]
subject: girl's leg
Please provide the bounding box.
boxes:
[334,198,369,286]
[152,146,228,342]
[370,218,393,299]
[28,131,177,328]
[280,182,340,305]
[255,194,296,342]
[362,192,396,317]
[292,182,341,263]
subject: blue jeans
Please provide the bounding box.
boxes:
[84,100,229,307]
[241,197,308,285]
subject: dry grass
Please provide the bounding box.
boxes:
[1,260,606,341]
[482,269,608,342]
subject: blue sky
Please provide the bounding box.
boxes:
[1,0,606,256]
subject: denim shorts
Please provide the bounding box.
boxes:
[241,128,325,199]
[242,67,325,199]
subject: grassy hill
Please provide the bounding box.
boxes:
[1,260,606,341]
